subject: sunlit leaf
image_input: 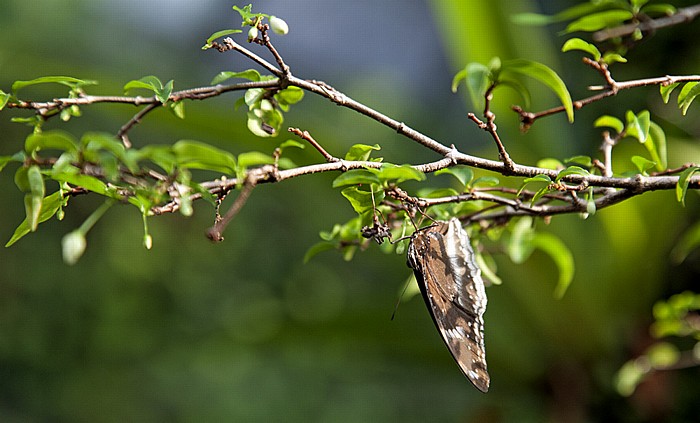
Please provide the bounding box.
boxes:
[660,82,680,104]
[332,170,381,188]
[555,165,590,183]
[238,151,275,169]
[6,191,64,247]
[172,140,237,174]
[594,115,625,134]
[678,82,700,115]
[340,186,384,214]
[202,29,242,49]
[561,38,601,60]
[631,156,656,175]
[676,166,700,205]
[344,144,381,161]
[25,130,78,154]
[647,122,667,171]
[565,10,634,33]
[375,164,425,184]
[625,110,650,143]
[502,59,574,122]
[12,76,96,93]
[211,69,262,84]
[435,166,474,190]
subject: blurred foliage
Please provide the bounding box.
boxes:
[0,0,699,422]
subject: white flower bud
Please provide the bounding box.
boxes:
[62,230,86,265]
[269,16,289,35]
[248,26,259,42]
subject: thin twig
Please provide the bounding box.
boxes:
[206,176,256,242]
[593,4,700,42]
[288,128,339,162]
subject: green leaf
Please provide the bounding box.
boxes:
[340,186,383,214]
[276,86,304,107]
[561,38,601,61]
[0,152,24,172]
[660,82,680,104]
[670,220,700,264]
[594,115,625,134]
[472,176,500,187]
[172,140,237,174]
[435,166,474,190]
[237,151,275,168]
[158,80,174,104]
[512,1,624,25]
[518,174,552,195]
[211,69,262,85]
[625,110,650,143]
[332,170,381,188]
[536,158,564,170]
[11,76,97,93]
[247,107,283,137]
[6,191,64,247]
[641,4,676,16]
[123,75,162,95]
[531,232,575,298]
[202,29,243,49]
[631,156,656,175]
[565,10,634,33]
[502,59,574,122]
[676,166,700,206]
[279,139,305,150]
[344,144,381,161]
[25,130,78,154]
[555,166,590,183]
[0,90,11,110]
[453,62,490,111]
[50,171,111,196]
[24,165,45,231]
[497,77,532,108]
[564,155,593,168]
[303,241,337,263]
[508,217,536,263]
[678,82,700,115]
[601,52,627,65]
[646,122,667,171]
[169,101,185,119]
[233,4,267,25]
[137,144,177,174]
[375,164,425,184]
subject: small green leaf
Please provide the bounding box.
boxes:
[6,191,64,247]
[564,156,593,169]
[123,75,162,95]
[303,241,337,263]
[25,165,45,231]
[203,29,242,49]
[340,186,384,214]
[508,217,536,263]
[531,231,575,298]
[631,156,656,175]
[237,151,275,168]
[169,101,185,119]
[279,139,305,150]
[625,110,650,143]
[25,130,78,154]
[594,115,625,134]
[157,80,174,104]
[233,4,267,25]
[641,4,676,16]
[12,76,96,93]
[454,62,490,111]
[646,122,667,171]
[332,170,381,188]
[536,158,564,170]
[678,82,700,115]
[276,86,304,107]
[172,140,237,174]
[601,52,627,65]
[375,164,425,184]
[565,10,634,33]
[0,90,11,110]
[211,69,262,85]
[555,166,590,183]
[660,82,680,104]
[435,166,474,190]
[561,38,601,60]
[137,145,177,174]
[670,220,700,264]
[472,176,500,187]
[51,172,112,196]
[676,166,700,205]
[502,59,574,122]
[344,144,381,161]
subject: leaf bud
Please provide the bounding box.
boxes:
[269,16,289,35]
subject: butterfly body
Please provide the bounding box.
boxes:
[407,218,490,392]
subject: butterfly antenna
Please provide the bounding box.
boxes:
[390,276,413,321]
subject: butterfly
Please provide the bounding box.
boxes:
[406,218,490,392]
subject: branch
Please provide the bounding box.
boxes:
[593,4,700,42]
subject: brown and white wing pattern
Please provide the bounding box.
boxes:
[407,218,490,392]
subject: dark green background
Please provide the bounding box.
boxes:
[1,0,699,421]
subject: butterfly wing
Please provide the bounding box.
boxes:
[407,218,490,392]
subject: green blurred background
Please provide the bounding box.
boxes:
[1,0,699,421]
